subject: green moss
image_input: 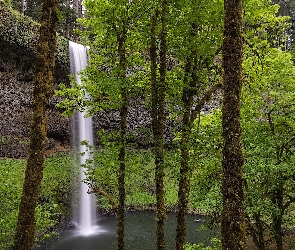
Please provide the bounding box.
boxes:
[0,0,69,69]
[56,34,70,70]
[0,0,39,50]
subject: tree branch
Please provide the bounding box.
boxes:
[88,188,117,211]
[191,82,223,122]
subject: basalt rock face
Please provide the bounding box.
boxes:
[0,1,179,158]
[92,99,177,148]
[0,38,219,158]
[0,0,72,158]
[0,40,71,158]
[0,40,175,158]
[0,38,177,158]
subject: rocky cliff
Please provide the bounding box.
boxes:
[0,40,71,158]
[0,2,156,158]
[0,1,179,158]
[0,1,71,158]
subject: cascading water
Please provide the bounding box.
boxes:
[69,41,96,235]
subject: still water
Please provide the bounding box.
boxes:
[37,211,217,250]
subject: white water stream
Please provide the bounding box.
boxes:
[69,41,96,235]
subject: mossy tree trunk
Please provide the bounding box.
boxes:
[175,58,222,250]
[175,57,195,250]
[116,18,128,250]
[157,0,167,248]
[221,0,246,249]
[150,1,168,249]
[12,0,58,249]
[271,176,284,250]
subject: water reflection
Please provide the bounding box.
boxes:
[37,211,218,250]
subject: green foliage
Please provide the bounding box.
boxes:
[0,0,39,49]
[84,147,183,209]
[0,158,25,249]
[172,110,223,214]
[165,0,223,109]
[184,237,221,250]
[0,154,74,249]
[242,44,295,247]
[0,0,69,71]
[51,0,295,247]
[55,35,70,69]
[243,0,290,49]
[2,0,12,8]
[56,0,149,115]
[180,1,295,246]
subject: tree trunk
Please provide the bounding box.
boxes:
[21,0,25,14]
[271,178,284,250]
[175,57,195,250]
[116,21,128,250]
[74,0,82,18]
[73,0,83,37]
[25,0,34,18]
[273,215,283,250]
[65,0,71,39]
[221,0,246,249]
[246,212,267,250]
[152,1,168,249]
[12,0,58,249]
[254,213,267,250]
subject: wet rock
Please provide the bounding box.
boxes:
[0,40,71,158]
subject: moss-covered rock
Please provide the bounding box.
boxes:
[0,1,71,158]
[0,0,39,50]
[0,0,69,67]
[0,38,71,158]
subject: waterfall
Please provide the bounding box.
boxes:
[69,41,96,235]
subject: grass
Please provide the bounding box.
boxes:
[0,153,74,249]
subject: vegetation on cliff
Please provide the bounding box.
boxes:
[0,0,69,68]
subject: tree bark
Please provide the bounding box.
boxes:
[221,0,246,249]
[247,212,267,250]
[271,177,284,250]
[116,19,128,250]
[175,57,195,250]
[65,0,71,39]
[25,0,34,18]
[74,0,82,18]
[21,0,25,14]
[12,0,58,249]
[150,1,168,249]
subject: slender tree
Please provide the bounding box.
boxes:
[172,2,223,248]
[116,14,128,250]
[12,0,58,249]
[221,0,246,249]
[149,0,168,249]
[175,73,222,249]
[175,56,194,250]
